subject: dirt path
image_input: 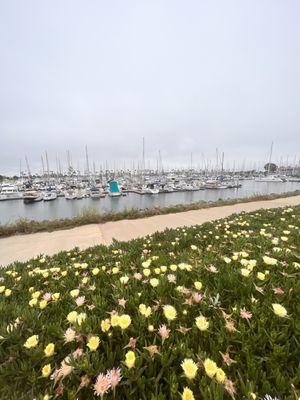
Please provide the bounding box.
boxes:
[1,195,299,267]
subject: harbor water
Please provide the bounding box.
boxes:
[0,180,299,225]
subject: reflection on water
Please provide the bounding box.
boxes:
[0,180,299,224]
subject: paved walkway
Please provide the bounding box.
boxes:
[1,196,299,267]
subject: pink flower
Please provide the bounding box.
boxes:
[94,373,111,397]
[106,368,122,388]
[118,298,127,307]
[43,292,52,302]
[158,324,170,341]
[133,272,142,280]
[207,265,218,273]
[273,287,284,295]
[75,296,86,307]
[72,348,84,358]
[124,337,137,349]
[240,307,253,320]
[193,292,203,303]
[167,274,176,283]
[59,360,74,378]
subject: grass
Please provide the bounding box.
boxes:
[0,190,299,238]
[0,205,299,399]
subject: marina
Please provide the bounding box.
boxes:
[0,179,299,224]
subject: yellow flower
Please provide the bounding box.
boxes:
[195,315,209,331]
[119,314,131,330]
[87,336,100,351]
[150,278,159,287]
[24,335,39,349]
[44,343,55,357]
[142,260,151,268]
[81,277,89,284]
[191,245,197,250]
[125,350,135,368]
[39,300,47,309]
[101,319,111,332]
[263,256,277,265]
[250,393,257,399]
[148,324,154,332]
[29,298,38,307]
[204,358,218,378]
[52,293,60,301]
[76,312,86,326]
[0,286,5,293]
[194,281,202,290]
[111,314,120,327]
[143,268,151,277]
[92,267,100,275]
[181,387,195,400]
[163,305,177,321]
[67,311,78,323]
[170,264,177,271]
[139,304,152,317]
[241,268,250,277]
[272,303,288,318]
[257,272,265,281]
[112,267,119,274]
[216,368,226,383]
[161,265,167,272]
[70,289,80,298]
[120,276,129,284]
[181,358,198,380]
[223,257,231,264]
[42,363,51,377]
[4,289,12,297]
[32,291,41,299]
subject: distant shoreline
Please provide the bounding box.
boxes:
[0,190,299,238]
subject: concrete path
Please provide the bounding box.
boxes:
[1,195,299,267]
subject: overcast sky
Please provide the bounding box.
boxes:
[1,0,299,174]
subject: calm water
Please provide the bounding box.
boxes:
[0,180,299,225]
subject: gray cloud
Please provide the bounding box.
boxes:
[1,0,299,174]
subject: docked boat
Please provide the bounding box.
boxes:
[108,180,122,197]
[43,189,57,201]
[76,189,84,199]
[255,175,283,182]
[204,179,220,189]
[0,185,22,201]
[141,183,160,195]
[64,189,77,200]
[90,186,101,199]
[23,190,43,204]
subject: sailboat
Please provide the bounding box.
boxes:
[23,190,43,204]
[43,188,58,201]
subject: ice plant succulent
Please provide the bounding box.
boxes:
[181,358,198,380]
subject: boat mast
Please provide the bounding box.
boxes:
[267,142,273,175]
[85,145,90,176]
[25,155,31,180]
[45,151,50,185]
[41,155,45,180]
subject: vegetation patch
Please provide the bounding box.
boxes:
[0,206,299,399]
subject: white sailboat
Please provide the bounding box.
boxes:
[43,191,58,201]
